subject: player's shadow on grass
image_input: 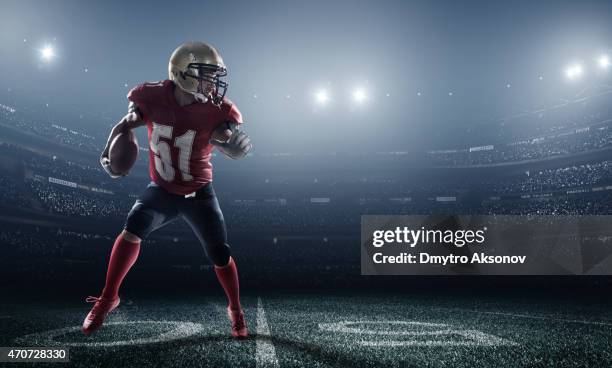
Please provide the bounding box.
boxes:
[82,331,421,367]
[255,334,361,366]
[167,333,402,367]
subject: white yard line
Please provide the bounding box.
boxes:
[256,297,279,368]
[437,307,612,327]
[15,321,204,347]
[320,321,518,347]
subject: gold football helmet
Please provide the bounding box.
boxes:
[168,42,228,105]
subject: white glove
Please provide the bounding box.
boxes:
[100,155,122,179]
[210,130,252,159]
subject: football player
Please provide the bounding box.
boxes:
[82,42,251,338]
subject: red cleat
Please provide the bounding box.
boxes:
[227,307,248,338]
[81,296,120,335]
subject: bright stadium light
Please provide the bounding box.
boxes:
[314,89,329,105]
[565,64,583,80]
[598,55,610,69]
[352,87,367,103]
[40,45,54,61]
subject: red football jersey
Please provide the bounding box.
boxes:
[127,80,243,195]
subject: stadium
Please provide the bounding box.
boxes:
[1,0,612,367]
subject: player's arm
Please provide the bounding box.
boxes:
[100,102,147,178]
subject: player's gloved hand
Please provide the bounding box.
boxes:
[99,154,122,179]
[209,130,252,160]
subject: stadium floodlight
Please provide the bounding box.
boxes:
[565,64,583,80]
[352,87,367,103]
[40,45,54,61]
[314,89,329,105]
[598,55,610,69]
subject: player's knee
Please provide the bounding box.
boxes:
[121,229,142,243]
[206,242,231,267]
[124,204,158,241]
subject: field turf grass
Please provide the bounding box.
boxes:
[0,292,610,367]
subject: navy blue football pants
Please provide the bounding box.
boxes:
[123,181,230,266]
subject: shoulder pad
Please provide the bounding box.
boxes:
[221,98,243,124]
[127,80,171,106]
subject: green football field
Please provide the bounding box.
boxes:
[1,292,611,367]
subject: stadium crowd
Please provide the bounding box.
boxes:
[2,94,612,168]
[428,122,612,166]
[29,180,132,218]
[1,94,612,287]
[0,139,610,222]
[487,161,612,194]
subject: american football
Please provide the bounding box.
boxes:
[109,130,138,175]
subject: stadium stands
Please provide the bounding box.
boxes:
[1,92,612,288]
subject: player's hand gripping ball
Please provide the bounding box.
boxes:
[210,130,251,159]
[211,122,233,143]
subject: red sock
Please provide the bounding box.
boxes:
[214,257,242,311]
[101,234,141,300]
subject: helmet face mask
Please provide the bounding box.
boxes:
[169,42,228,106]
[183,63,228,105]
